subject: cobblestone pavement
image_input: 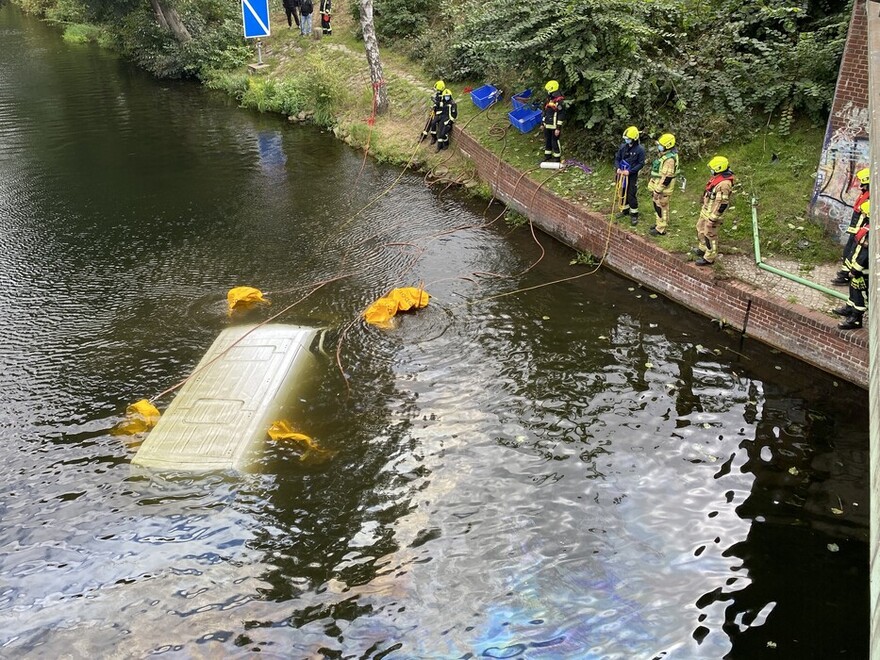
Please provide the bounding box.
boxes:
[722,253,850,319]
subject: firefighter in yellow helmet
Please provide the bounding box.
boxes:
[831,167,870,286]
[541,80,565,163]
[421,80,446,144]
[835,200,870,330]
[647,133,679,236]
[435,87,458,151]
[694,156,735,266]
[614,126,646,226]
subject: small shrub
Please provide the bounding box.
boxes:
[62,23,103,44]
[203,69,250,98]
[17,0,56,17]
[504,209,528,228]
[45,0,83,23]
[293,51,349,126]
[570,251,598,267]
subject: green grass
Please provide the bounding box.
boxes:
[61,22,106,45]
[207,18,837,267]
[457,99,836,266]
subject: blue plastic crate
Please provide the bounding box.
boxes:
[508,107,542,134]
[470,84,501,110]
[511,89,533,111]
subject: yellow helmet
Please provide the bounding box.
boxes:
[545,80,560,93]
[434,80,445,92]
[657,133,676,149]
[863,200,871,217]
[623,126,640,140]
[708,156,729,174]
[857,167,870,185]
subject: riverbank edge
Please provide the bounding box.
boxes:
[452,129,869,389]
[18,6,865,387]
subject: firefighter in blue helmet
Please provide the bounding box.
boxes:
[614,126,646,226]
[541,80,565,163]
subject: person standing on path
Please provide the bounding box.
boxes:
[300,0,313,36]
[420,80,445,144]
[647,133,678,236]
[614,126,646,227]
[694,156,735,266]
[541,80,565,163]
[435,88,458,151]
[319,0,332,35]
[831,167,870,286]
[282,0,300,29]
[835,201,870,330]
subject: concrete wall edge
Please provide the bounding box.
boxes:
[454,128,869,390]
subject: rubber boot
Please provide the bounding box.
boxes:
[649,226,666,236]
[629,211,639,227]
[830,271,850,286]
[838,311,863,330]
[832,305,853,317]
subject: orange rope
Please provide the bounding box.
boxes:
[149,272,353,403]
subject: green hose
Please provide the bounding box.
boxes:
[751,197,847,302]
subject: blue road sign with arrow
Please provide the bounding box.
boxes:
[241,0,270,39]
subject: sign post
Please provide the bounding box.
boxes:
[242,0,270,72]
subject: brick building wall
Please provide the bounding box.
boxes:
[455,129,869,388]
[811,0,870,236]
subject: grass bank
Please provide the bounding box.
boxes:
[207,6,838,268]
[52,4,840,268]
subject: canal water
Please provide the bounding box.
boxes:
[0,6,869,658]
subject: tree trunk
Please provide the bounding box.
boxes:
[358,0,388,115]
[149,0,192,44]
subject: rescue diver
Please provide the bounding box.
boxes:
[541,80,565,163]
[647,133,679,236]
[421,80,445,144]
[614,126,646,226]
[834,200,870,330]
[435,88,458,151]
[831,167,870,286]
[694,156,735,266]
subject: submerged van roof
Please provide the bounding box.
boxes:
[132,323,318,472]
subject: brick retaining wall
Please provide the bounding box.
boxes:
[811,0,870,236]
[455,129,869,389]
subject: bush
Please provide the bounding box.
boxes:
[240,77,309,116]
[374,0,430,42]
[203,69,250,98]
[448,0,850,155]
[61,22,104,43]
[291,51,350,126]
[45,0,83,22]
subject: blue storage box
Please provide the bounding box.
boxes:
[470,84,501,110]
[508,107,542,134]
[511,89,533,111]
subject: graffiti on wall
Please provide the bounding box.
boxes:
[811,101,870,240]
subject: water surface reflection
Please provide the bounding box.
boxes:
[0,6,868,658]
